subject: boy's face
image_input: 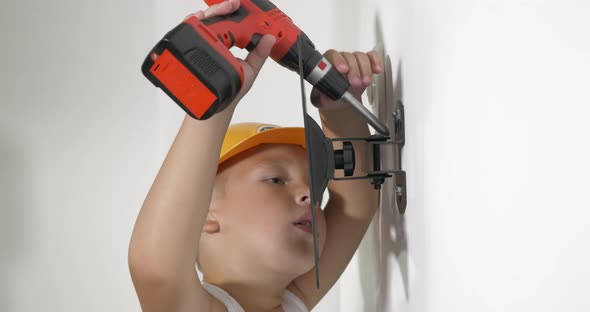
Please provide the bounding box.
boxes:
[211,143,326,276]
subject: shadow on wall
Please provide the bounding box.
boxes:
[358,62,409,312]
[0,126,29,311]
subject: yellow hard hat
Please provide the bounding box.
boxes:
[219,122,306,165]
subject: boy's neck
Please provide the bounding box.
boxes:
[205,274,293,312]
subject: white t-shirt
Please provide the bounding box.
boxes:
[202,282,309,312]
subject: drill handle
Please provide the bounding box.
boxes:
[199,0,303,64]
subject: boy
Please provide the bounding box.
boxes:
[129,0,383,311]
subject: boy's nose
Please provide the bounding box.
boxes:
[295,187,311,205]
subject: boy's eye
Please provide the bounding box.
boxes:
[269,177,285,185]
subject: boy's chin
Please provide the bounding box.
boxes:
[291,254,318,276]
[265,253,316,277]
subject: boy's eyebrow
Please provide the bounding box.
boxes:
[251,160,290,172]
[256,154,299,167]
[250,158,303,177]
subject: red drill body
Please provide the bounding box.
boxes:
[142,0,349,120]
[198,0,302,64]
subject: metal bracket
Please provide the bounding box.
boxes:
[393,101,405,147]
[392,101,406,214]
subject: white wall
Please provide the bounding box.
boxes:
[0,0,158,311]
[414,1,590,310]
[339,0,590,311]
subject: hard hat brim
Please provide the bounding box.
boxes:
[219,127,306,165]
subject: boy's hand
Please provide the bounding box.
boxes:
[310,50,383,112]
[184,0,276,104]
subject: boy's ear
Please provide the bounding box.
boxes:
[202,211,220,233]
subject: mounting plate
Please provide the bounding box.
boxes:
[367,17,406,215]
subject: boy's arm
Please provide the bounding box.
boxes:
[129,111,234,312]
[290,50,383,309]
[128,1,276,310]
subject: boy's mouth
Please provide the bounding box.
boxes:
[293,221,313,234]
[293,211,314,234]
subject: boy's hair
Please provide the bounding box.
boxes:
[218,122,306,166]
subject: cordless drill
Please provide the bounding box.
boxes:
[142,0,389,135]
